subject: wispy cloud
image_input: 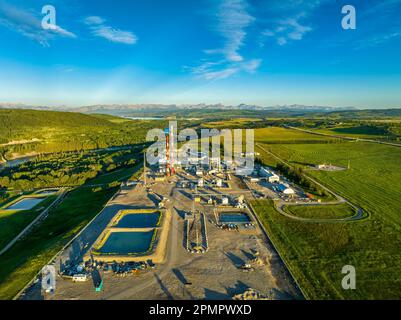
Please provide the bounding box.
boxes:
[189,0,261,80]
[83,15,105,25]
[198,67,238,81]
[84,16,137,45]
[355,31,401,49]
[0,1,76,47]
[257,0,327,47]
[189,58,261,80]
[214,0,254,62]
[261,17,312,46]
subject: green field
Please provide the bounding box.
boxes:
[284,203,356,219]
[255,127,340,144]
[309,125,389,139]
[253,127,401,299]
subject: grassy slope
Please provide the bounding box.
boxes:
[253,128,401,299]
[0,109,167,157]
[0,185,118,300]
[0,109,114,141]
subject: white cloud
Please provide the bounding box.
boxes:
[84,15,137,45]
[92,26,137,44]
[84,16,105,25]
[257,0,323,47]
[277,37,287,46]
[0,1,76,47]
[241,59,262,73]
[202,67,239,80]
[213,0,254,62]
[355,31,401,49]
[261,17,312,46]
[189,0,261,81]
[262,29,275,37]
[190,58,262,80]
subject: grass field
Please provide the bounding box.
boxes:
[308,126,387,139]
[255,127,340,144]
[203,118,262,128]
[253,199,401,299]
[253,127,401,299]
[284,203,356,219]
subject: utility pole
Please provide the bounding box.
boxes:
[143,152,146,185]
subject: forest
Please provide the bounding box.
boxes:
[0,109,168,159]
[0,146,143,192]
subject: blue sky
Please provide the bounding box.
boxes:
[0,0,401,108]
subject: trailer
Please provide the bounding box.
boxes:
[92,270,103,292]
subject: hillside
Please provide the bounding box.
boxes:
[0,109,166,159]
[324,108,401,119]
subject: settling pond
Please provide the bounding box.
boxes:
[97,231,155,255]
[219,212,251,224]
[6,197,45,211]
[115,212,160,228]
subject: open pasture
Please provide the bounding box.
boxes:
[284,203,356,220]
[253,127,401,299]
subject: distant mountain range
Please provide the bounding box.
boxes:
[0,103,54,111]
[0,102,358,115]
[2,102,401,119]
[71,103,358,115]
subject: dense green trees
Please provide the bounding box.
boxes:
[0,109,167,159]
[0,147,142,190]
[276,163,330,198]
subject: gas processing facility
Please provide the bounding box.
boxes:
[23,125,301,300]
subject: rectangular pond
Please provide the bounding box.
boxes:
[97,231,155,255]
[6,197,45,211]
[115,212,160,228]
[219,212,251,224]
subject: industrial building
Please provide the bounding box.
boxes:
[259,167,280,183]
[276,183,295,195]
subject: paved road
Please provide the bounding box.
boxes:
[255,143,365,223]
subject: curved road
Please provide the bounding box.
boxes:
[255,143,366,223]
